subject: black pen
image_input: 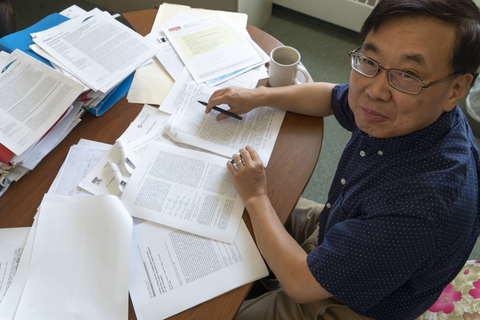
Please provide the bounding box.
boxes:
[197,101,243,120]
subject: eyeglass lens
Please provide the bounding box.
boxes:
[351,53,423,94]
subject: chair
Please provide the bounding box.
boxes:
[0,0,15,38]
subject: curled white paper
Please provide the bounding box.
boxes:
[107,160,127,193]
[115,140,136,174]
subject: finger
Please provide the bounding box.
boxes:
[226,159,237,175]
[231,154,245,169]
[239,147,252,164]
[206,89,227,113]
[245,146,262,164]
[208,89,230,109]
[210,87,228,100]
[231,153,242,163]
[216,112,231,121]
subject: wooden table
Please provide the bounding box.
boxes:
[0,9,324,320]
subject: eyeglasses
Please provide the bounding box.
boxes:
[348,48,459,95]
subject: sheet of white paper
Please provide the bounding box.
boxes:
[0,50,83,156]
[214,65,267,90]
[205,30,269,87]
[0,51,10,67]
[118,104,171,143]
[121,142,244,243]
[207,31,268,86]
[31,8,158,93]
[0,220,37,320]
[78,138,111,149]
[78,142,130,197]
[48,145,109,196]
[155,36,184,81]
[14,195,132,320]
[159,68,193,114]
[164,81,285,166]
[127,124,224,165]
[129,219,268,319]
[28,44,90,90]
[163,14,263,84]
[0,228,30,302]
[121,126,174,167]
[144,12,200,81]
[59,4,87,19]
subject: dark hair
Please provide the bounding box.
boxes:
[359,0,480,76]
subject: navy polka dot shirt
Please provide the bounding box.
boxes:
[306,84,480,320]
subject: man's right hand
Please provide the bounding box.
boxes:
[205,86,263,121]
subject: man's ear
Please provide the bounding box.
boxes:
[444,73,474,112]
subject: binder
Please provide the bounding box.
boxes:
[0,13,68,66]
[0,144,14,167]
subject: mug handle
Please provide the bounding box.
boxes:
[294,65,310,84]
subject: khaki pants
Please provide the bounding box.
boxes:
[235,198,375,320]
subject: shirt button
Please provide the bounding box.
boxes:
[360,150,366,157]
[341,178,346,185]
[378,150,384,156]
[326,203,331,208]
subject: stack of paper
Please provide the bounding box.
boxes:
[0,49,84,195]
[127,3,270,106]
[30,7,159,109]
[0,6,160,197]
[0,195,133,320]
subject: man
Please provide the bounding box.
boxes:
[205,0,480,319]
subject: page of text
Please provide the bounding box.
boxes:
[129,219,268,319]
[121,142,244,244]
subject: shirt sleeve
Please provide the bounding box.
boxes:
[306,215,436,314]
[331,83,355,132]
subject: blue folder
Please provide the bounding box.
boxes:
[0,13,134,116]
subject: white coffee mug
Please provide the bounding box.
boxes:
[268,46,309,87]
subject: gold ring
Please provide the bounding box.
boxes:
[235,160,243,165]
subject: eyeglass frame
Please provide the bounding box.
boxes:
[348,47,459,95]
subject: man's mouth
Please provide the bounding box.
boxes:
[360,107,388,122]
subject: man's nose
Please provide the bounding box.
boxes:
[365,69,392,102]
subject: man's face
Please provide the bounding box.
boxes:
[348,16,458,138]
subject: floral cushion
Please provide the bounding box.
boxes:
[418,260,480,320]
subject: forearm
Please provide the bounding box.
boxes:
[228,146,332,303]
[254,82,336,117]
[245,195,332,303]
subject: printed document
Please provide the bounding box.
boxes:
[121,142,244,244]
[129,219,268,319]
[163,14,263,83]
[0,227,30,303]
[0,222,36,320]
[13,195,132,320]
[163,81,285,166]
[31,8,158,93]
[126,3,248,105]
[49,144,109,196]
[0,50,83,156]
[79,105,171,196]
[144,12,202,81]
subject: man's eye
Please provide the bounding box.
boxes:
[402,71,417,79]
[362,58,375,66]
